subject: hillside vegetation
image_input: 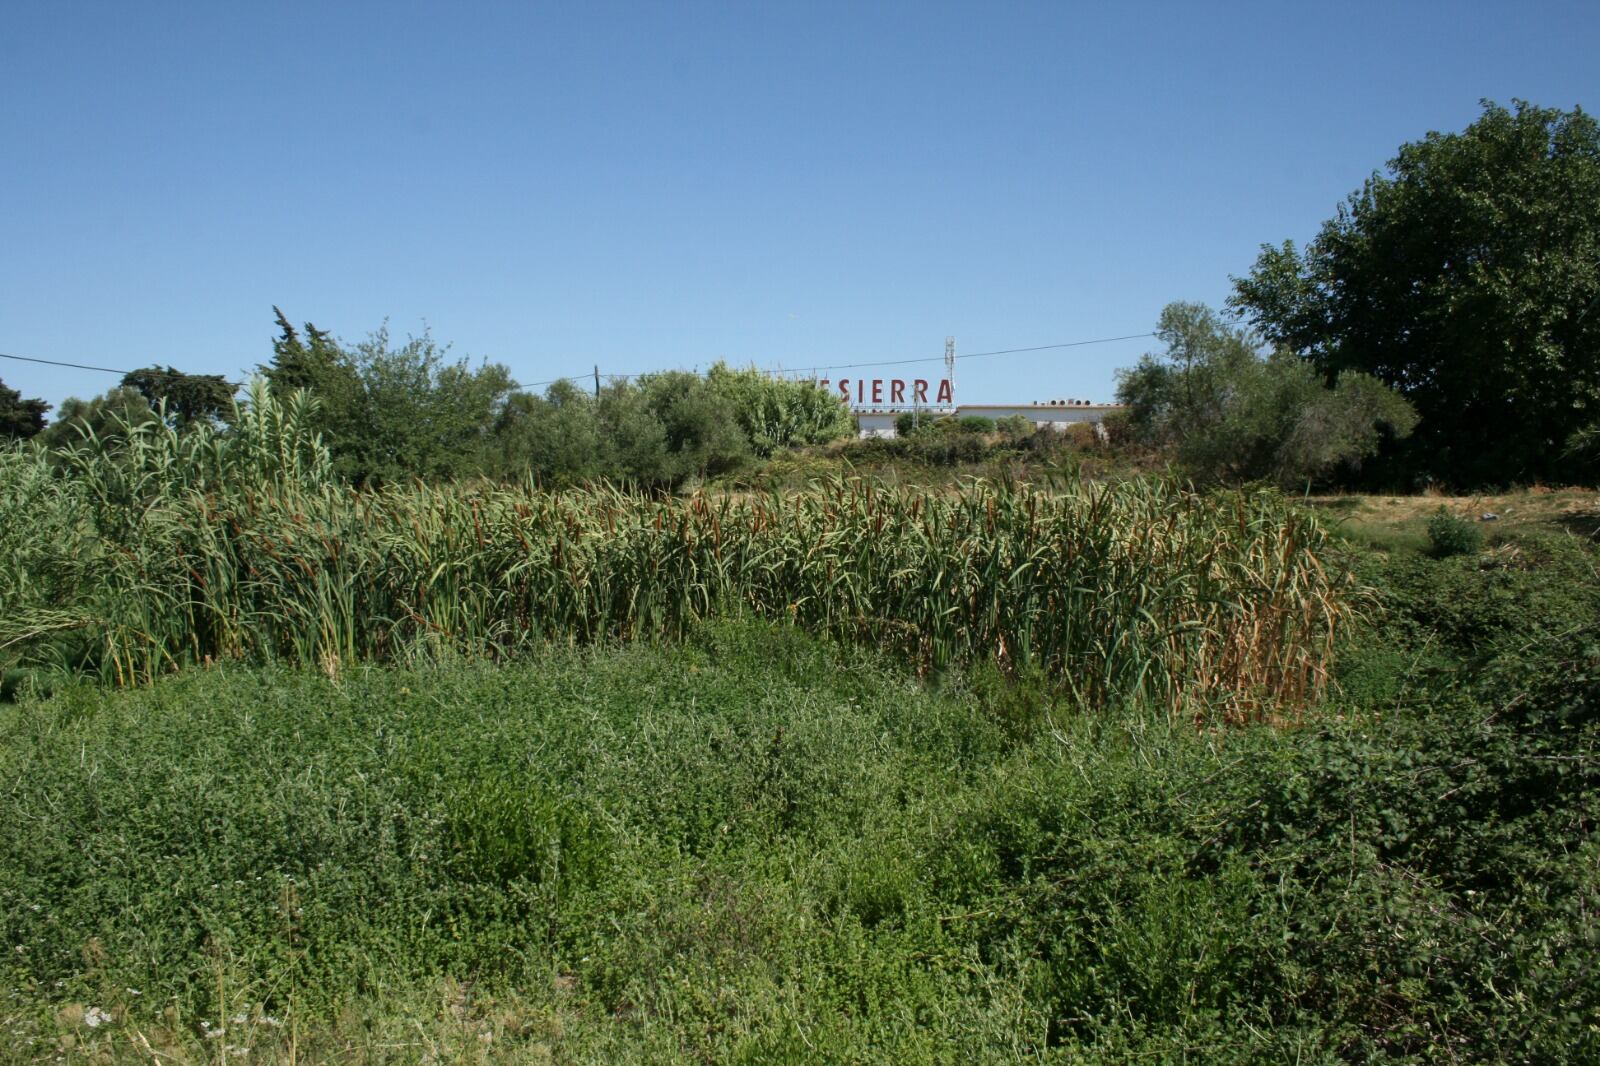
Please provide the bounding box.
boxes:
[1,390,1598,1062]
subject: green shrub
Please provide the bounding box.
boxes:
[995,414,1033,442]
[1426,507,1485,557]
[1117,302,1417,487]
[956,416,995,434]
[706,363,853,455]
[904,429,988,465]
[937,614,1600,1059]
[893,410,938,438]
[1339,527,1600,686]
[440,774,610,889]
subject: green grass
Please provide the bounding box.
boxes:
[4,605,1598,1062]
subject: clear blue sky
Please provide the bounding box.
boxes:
[3,1,1596,411]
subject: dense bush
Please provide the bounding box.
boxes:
[1344,526,1600,680]
[893,410,932,438]
[995,413,1032,442]
[393,360,847,489]
[837,416,1110,474]
[1426,507,1485,557]
[1118,302,1417,486]
[264,317,513,485]
[261,314,850,487]
[841,428,989,466]
[0,376,49,440]
[887,413,1002,445]
[28,315,848,491]
[1006,623,1598,1059]
[31,385,158,456]
[704,363,854,456]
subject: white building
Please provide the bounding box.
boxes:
[853,400,1119,439]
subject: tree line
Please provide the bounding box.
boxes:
[2,310,852,489]
[4,100,1596,489]
[1116,99,1598,489]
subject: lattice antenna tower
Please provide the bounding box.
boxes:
[944,336,956,407]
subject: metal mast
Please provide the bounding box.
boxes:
[944,336,956,407]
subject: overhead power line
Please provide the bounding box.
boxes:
[0,350,144,376]
[961,332,1157,361]
[768,331,1159,376]
[0,349,587,395]
[3,329,1159,394]
[0,351,250,389]
[510,331,1159,390]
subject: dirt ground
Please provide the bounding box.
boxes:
[1307,486,1600,544]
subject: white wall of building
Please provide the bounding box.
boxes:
[853,409,954,439]
[851,403,1118,439]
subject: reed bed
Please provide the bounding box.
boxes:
[4,442,1353,718]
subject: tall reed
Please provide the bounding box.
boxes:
[3,398,1354,718]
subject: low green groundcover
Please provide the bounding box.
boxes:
[1,610,1596,1062]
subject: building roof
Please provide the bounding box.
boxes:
[953,402,1122,410]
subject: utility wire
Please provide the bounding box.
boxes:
[506,331,1158,389]
[0,351,250,389]
[773,331,1159,375]
[4,329,1159,393]
[0,350,145,377]
[0,349,591,395]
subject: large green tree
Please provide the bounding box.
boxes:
[335,327,514,485]
[35,386,157,454]
[487,372,782,489]
[704,363,852,456]
[260,309,361,456]
[1117,303,1417,487]
[121,366,236,427]
[486,380,608,485]
[263,307,356,401]
[1230,100,1600,486]
[0,378,49,440]
[634,370,751,481]
[260,313,514,485]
